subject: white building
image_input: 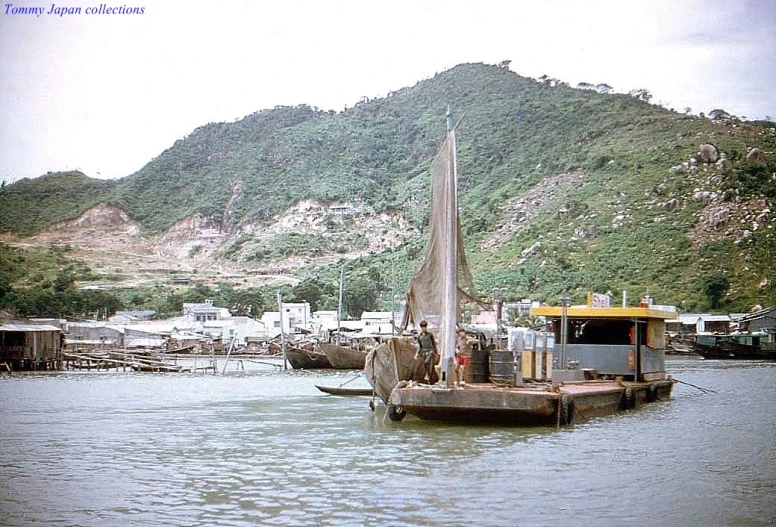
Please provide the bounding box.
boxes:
[201,316,267,346]
[360,311,394,326]
[312,311,339,336]
[665,313,731,334]
[109,310,156,324]
[182,300,231,322]
[260,302,312,335]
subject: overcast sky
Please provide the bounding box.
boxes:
[1,0,774,184]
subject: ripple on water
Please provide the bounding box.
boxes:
[1,361,774,526]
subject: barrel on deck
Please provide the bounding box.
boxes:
[489,350,515,385]
[467,347,488,383]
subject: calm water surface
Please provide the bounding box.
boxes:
[1,358,774,527]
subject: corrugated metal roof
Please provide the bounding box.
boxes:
[0,324,62,332]
[736,307,776,322]
[703,315,732,322]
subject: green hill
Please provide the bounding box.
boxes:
[1,62,774,313]
[0,171,116,236]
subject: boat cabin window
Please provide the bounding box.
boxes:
[555,319,644,346]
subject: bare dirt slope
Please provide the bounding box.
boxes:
[7,200,414,289]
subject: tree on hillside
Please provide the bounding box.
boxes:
[183,284,214,303]
[53,269,76,293]
[343,277,378,319]
[229,287,268,317]
[367,266,383,292]
[628,89,652,102]
[702,276,729,310]
[709,109,733,121]
[291,279,324,312]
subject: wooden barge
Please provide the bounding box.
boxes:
[390,378,675,426]
[364,111,676,426]
[370,302,677,425]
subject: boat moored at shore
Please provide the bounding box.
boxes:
[688,330,776,360]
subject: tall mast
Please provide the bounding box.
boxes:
[337,265,344,344]
[391,244,396,336]
[277,291,287,369]
[440,106,459,386]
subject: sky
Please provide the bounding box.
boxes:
[1,0,775,184]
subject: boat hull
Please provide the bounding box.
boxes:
[690,340,776,360]
[315,385,373,396]
[320,342,367,369]
[131,364,186,373]
[389,379,675,426]
[285,346,332,369]
[364,337,425,405]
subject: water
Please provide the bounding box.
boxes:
[1,358,774,527]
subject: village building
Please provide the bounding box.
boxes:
[503,299,538,318]
[665,313,732,335]
[733,307,776,333]
[311,310,338,332]
[199,316,267,348]
[125,326,167,348]
[66,322,125,349]
[328,203,354,215]
[109,310,156,324]
[182,300,231,322]
[260,302,311,335]
[0,321,63,371]
[361,311,393,326]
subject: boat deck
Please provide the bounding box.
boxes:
[390,378,674,426]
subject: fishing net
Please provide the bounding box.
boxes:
[402,125,479,360]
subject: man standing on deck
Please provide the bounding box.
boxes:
[415,320,439,384]
[456,328,471,386]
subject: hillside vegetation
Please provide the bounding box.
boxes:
[1,62,774,316]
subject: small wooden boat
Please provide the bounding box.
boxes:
[285,345,332,369]
[665,335,695,355]
[364,337,425,418]
[315,384,373,396]
[320,342,367,369]
[690,331,776,360]
[269,340,332,369]
[130,363,187,373]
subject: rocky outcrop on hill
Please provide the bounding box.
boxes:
[747,148,767,167]
[482,171,585,250]
[698,143,720,164]
[668,143,776,247]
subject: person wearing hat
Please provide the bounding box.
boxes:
[414,320,439,384]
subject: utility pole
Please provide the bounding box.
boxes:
[492,287,507,349]
[559,296,571,369]
[391,245,396,336]
[337,266,344,344]
[277,291,287,370]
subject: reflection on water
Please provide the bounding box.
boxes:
[1,359,774,527]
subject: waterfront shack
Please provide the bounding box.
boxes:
[734,307,776,333]
[0,322,63,371]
